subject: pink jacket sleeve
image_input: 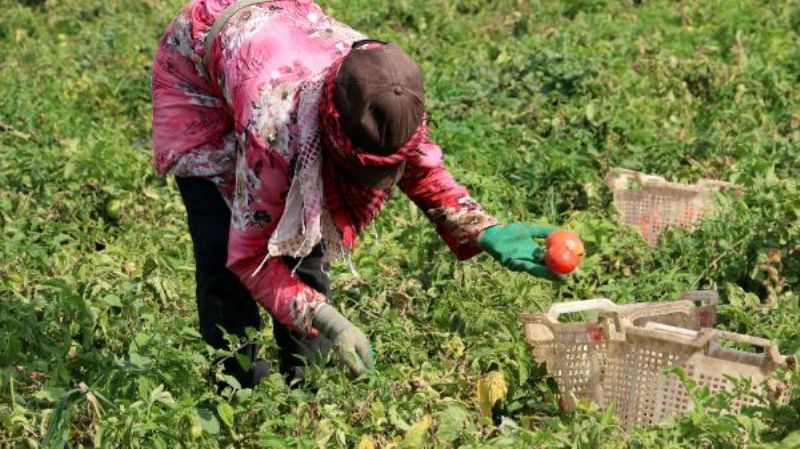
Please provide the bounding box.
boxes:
[398,141,499,261]
[227,251,324,337]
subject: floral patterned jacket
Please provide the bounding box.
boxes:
[152,0,497,335]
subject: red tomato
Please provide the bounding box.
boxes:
[544,230,585,275]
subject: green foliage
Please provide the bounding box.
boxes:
[1,0,799,447]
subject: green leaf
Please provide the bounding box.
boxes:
[129,352,151,368]
[259,435,286,446]
[181,327,202,338]
[356,435,376,449]
[315,419,334,449]
[585,102,597,123]
[33,387,66,403]
[217,402,234,428]
[779,430,800,449]
[601,401,617,426]
[149,384,174,407]
[223,375,242,390]
[388,406,410,431]
[235,353,252,372]
[435,405,469,443]
[235,389,253,401]
[401,414,432,449]
[134,333,151,347]
[100,294,123,308]
[196,408,220,435]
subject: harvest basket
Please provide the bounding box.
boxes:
[519,294,791,430]
[606,168,731,245]
[604,323,790,429]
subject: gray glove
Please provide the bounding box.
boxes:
[290,333,333,363]
[312,304,375,377]
[302,334,334,362]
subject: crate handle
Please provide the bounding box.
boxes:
[545,298,618,322]
[622,300,699,322]
[678,289,720,306]
[635,321,716,346]
[643,322,699,337]
[709,330,785,367]
[624,320,717,347]
[695,179,730,190]
[636,173,667,185]
[606,168,664,190]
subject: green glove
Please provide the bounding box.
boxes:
[312,304,375,377]
[479,223,563,281]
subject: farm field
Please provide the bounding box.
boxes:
[1,0,800,447]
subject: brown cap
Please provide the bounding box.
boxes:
[333,41,425,156]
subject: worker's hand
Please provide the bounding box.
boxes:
[312,304,375,377]
[479,223,564,281]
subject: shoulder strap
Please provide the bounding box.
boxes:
[201,0,271,77]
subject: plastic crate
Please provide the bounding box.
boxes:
[519,294,790,429]
[606,168,731,245]
[518,292,718,408]
[603,322,790,429]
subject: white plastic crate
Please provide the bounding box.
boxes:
[519,294,791,430]
[603,322,789,429]
[606,168,731,245]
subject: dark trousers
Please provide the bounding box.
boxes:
[176,177,330,387]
